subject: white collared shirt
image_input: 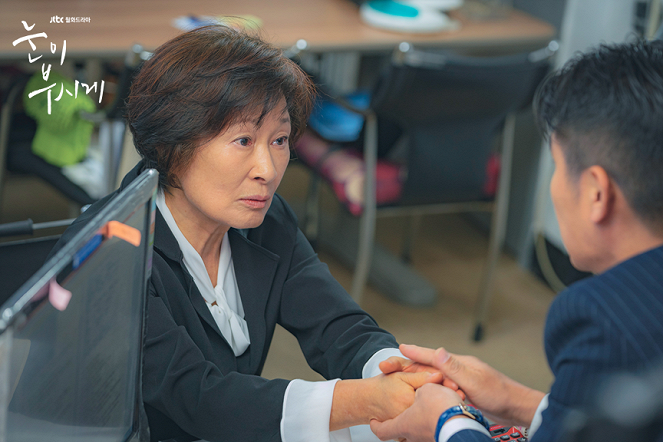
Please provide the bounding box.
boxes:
[283,348,405,442]
[156,191,250,356]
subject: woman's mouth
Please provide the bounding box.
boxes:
[240,195,269,209]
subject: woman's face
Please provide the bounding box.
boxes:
[172,102,292,234]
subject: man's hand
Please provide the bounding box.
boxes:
[379,356,466,401]
[398,344,544,426]
[370,383,464,442]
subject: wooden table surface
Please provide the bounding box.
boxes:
[1,0,555,60]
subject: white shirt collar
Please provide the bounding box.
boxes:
[156,190,250,356]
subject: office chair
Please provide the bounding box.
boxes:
[0,44,149,219]
[296,41,557,341]
[0,74,95,211]
[0,218,73,305]
[656,18,663,40]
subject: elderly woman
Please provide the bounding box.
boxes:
[54,26,442,442]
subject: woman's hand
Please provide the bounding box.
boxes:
[330,371,443,431]
[370,383,464,442]
[368,371,445,423]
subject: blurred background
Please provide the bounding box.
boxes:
[1,0,661,397]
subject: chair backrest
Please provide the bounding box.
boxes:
[0,45,150,214]
[0,235,60,305]
[0,75,32,209]
[371,42,556,206]
[0,218,74,305]
[104,44,151,120]
[0,74,95,208]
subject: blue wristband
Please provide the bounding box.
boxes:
[434,404,490,441]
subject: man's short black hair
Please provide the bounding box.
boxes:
[534,40,663,231]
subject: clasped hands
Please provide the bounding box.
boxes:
[366,344,545,442]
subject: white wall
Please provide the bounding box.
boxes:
[533,0,638,251]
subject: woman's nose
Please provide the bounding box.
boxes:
[251,145,278,182]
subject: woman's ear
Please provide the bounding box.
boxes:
[584,165,614,225]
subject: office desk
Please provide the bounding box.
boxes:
[1,0,555,60]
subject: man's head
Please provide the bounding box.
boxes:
[534,40,663,272]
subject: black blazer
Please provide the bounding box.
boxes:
[52,162,399,442]
[448,244,663,442]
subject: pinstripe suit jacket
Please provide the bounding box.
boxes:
[449,244,663,442]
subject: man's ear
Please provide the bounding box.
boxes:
[584,165,614,224]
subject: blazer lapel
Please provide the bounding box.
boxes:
[228,229,280,370]
[154,209,280,364]
[154,210,227,345]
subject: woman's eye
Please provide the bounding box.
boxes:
[274,136,289,146]
[237,137,250,146]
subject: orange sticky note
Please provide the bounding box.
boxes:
[104,220,141,247]
[49,279,72,311]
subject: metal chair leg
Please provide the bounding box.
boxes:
[350,112,378,304]
[304,172,321,249]
[351,201,376,303]
[472,113,516,341]
[473,211,504,341]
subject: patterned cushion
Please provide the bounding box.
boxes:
[295,131,405,216]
